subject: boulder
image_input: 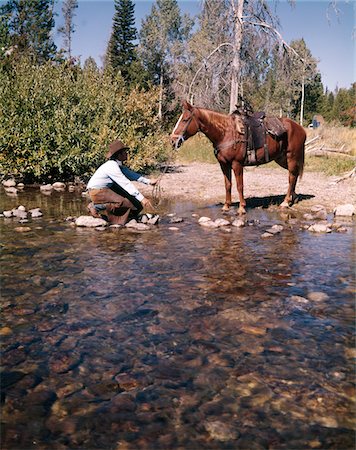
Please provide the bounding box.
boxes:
[75,216,108,227]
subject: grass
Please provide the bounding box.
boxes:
[176,126,356,176]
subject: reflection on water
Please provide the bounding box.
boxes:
[1,188,355,449]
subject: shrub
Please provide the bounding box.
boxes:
[0,58,168,182]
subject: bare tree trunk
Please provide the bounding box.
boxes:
[229,0,244,113]
[158,68,163,121]
[300,74,305,126]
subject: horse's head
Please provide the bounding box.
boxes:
[170,100,200,150]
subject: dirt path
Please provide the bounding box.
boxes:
[141,162,356,212]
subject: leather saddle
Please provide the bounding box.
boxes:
[232,108,286,165]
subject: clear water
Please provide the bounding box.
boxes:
[1,188,355,449]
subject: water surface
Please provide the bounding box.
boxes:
[1,188,355,449]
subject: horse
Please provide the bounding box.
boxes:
[170,101,306,214]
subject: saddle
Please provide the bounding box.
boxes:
[232,108,286,165]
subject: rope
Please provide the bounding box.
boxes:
[151,150,175,207]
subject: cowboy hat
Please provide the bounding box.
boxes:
[106,139,129,159]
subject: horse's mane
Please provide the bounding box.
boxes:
[196,107,232,134]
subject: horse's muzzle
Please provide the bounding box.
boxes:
[171,135,184,150]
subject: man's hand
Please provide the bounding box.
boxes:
[141,197,154,211]
[150,178,159,186]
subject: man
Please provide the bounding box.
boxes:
[86,139,158,225]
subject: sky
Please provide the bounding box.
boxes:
[27,1,356,92]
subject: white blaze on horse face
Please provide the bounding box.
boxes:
[171,114,183,138]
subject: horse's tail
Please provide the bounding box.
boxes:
[300,129,307,179]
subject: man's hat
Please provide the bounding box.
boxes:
[106,139,129,159]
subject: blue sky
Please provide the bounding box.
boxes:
[14,0,356,91]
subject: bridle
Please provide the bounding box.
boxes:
[172,110,199,150]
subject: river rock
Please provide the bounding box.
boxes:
[169,216,183,223]
[16,183,25,189]
[3,210,13,218]
[198,217,218,228]
[308,223,332,233]
[14,226,31,232]
[29,208,43,218]
[214,218,230,227]
[125,219,150,230]
[52,182,66,190]
[232,218,245,227]
[265,224,284,234]
[12,208,27,219]
[4,187,18,195]
[198,216,212,223]
[75,216,108,227]
[307,291,329,302]
[204,420,239,441]
[2,179,16,187]
[333,204,355,217]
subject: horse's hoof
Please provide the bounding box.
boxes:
[222,205,230,212]
[280,201,289,208]
[238,207,246,215]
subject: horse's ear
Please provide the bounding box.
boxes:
[182,100,193,111]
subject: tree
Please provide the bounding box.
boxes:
[106,0,137,81]
[0,0,56,62]
[139,0,193,120]
[58,0,78,59]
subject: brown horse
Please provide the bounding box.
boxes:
[171,101,306,214]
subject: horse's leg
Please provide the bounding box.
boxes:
[218,161,232,211]
[276,155,299,207]
[232,161,246,214]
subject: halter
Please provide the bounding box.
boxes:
[172,110,199,150]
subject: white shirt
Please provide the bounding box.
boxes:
[87,160,150,202]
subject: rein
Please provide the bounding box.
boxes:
[171,112,200,150]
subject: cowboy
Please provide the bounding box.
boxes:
[86,139,158,225]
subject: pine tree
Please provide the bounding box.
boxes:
[139,0,192,119]
[58,0,78,59]
[1,0,56,62]
[106,0,137,80]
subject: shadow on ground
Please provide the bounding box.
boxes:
[218,193,315,210]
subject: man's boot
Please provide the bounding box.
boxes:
[87,202,101,218]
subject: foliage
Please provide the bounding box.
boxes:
[0,0,57,62]
[105,0,139,83]
[0,58,168,182]
[58,0,78,59]
[139,0,194,121]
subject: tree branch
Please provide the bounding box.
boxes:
[244,19,304,62]
[188,42,233,102]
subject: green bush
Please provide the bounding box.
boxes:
[0,58,168,182]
